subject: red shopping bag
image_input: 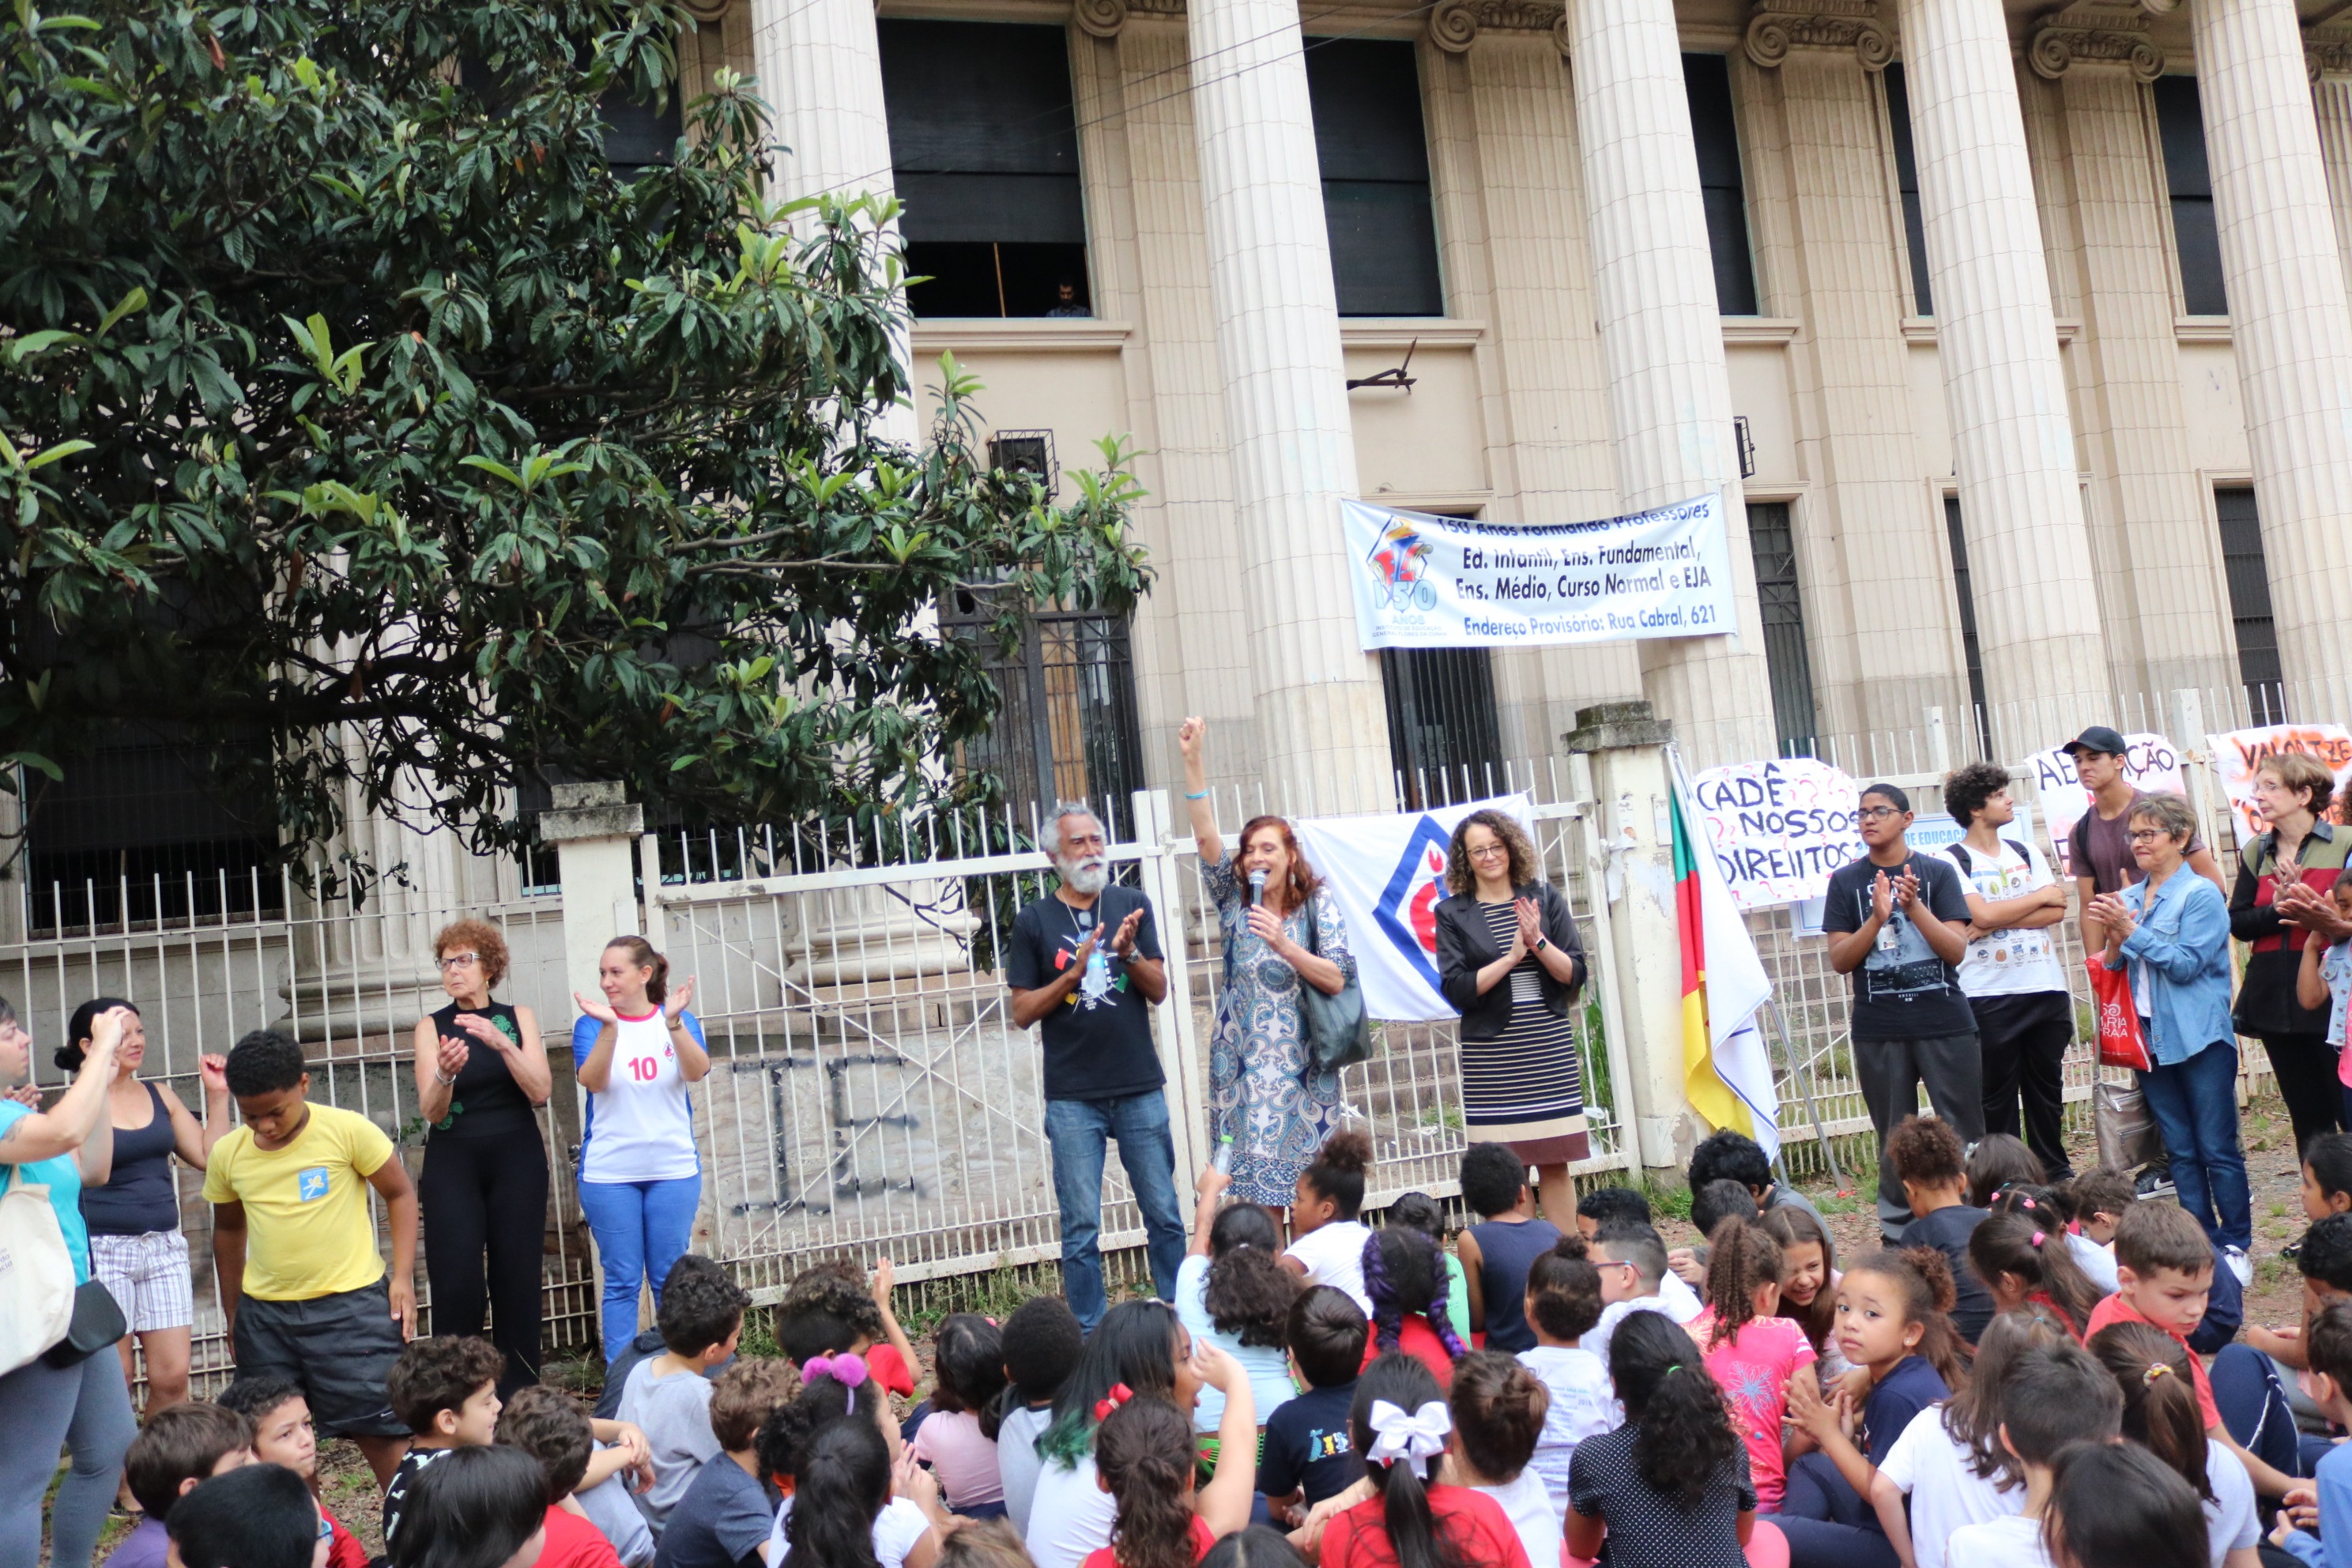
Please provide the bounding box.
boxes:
[2086,955,2150,1072]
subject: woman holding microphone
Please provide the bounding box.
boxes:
[1433,809,1588,1225]
[571,937,706,1366]
[1177,718,1356,1213]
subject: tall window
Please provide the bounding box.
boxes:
[23,726,283,933]
[942,597,1144,826]
[1944,498,1989,729]
[1382,649,1505,808]
[1747,503,1819,756]
[1683,54,1758,316]
[1882,62,1933,316]
[879,21,1091,318]
[1304,39,1444,317]
[2154,77,2228,316]
[2215,488,2285,720]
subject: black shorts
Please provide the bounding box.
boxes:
[232,1277,409,1438]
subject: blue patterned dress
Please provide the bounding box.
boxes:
[1202,852,1359,1208]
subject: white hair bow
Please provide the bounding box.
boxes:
[1366,1399,1453,1477]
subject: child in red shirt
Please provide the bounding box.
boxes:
[1319,1355,1532,1568]
[1080,1348,1256,1568]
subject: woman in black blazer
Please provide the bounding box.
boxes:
[1434,808,1589,1222]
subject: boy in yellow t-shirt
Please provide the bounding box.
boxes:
[204,1029,420,1487]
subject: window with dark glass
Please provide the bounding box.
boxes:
[1683,54,1758,316]
[2215,488,2285,721]
[2155,77,2228,316]
[879,21,1091,319]
[1882,62,1933,316]
[1945,498,1989,729]
[1304,39,1444,317]
[456,55,681,180]
[23,725,284,934]
[1747,503,1819,756]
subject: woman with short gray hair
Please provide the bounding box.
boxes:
[2089,791,2249,1271]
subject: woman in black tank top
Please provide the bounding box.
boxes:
[60,995,229,1491]
[412,920,552,1395]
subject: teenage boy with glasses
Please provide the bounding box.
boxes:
[1822,782,1983,1240]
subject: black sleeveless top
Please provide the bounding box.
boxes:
[426,1001,539,1140]
[81,1081,181,1235]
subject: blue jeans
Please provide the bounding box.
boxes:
[2138,1039,2252,1252]
[1044,1092,1188,1332]
[579,1174,703,1363]
[0,1343,137,1568]
[1768,1453,1900,1568]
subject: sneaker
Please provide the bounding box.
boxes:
[2135,1166,2177,1200]
[2222,1245,2253,1288]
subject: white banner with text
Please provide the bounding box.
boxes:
[1341,494,1736,650]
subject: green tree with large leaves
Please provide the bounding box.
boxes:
[0,0,1148,876]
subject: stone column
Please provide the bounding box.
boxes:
[747,0,917,445]
[2312,40,2352,317]
[1894,0,2110,748]
[1566,0,1777,771]
[1186,0,1393,809]
[2184,0,2352,705]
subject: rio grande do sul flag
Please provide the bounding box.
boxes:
[1668,750,1780,1159]
[1292,795,1535,1022]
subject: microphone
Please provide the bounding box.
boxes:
[1248,869,1268,906]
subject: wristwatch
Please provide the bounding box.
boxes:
[1532,934,1548,952]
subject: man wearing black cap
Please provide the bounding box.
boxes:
[2062,726,2225,949]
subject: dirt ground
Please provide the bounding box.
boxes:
[74,1086,2316,1565]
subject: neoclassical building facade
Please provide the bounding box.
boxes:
[648,0,2352,816]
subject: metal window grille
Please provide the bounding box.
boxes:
[2215,488,2286,722]
[1381,648,1506,809]
[988,432,1055,486]
[22,729,284,935]
[942,599,1144,830]
[1747,502,1820,758]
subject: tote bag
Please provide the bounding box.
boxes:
[2086,955,2151,1072]
[0,1163,78,1376]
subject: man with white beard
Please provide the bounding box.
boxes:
[1004,804,1185,1331]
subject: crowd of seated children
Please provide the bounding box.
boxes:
[1939,1341,2123,1568]
[388,1443,551,1568]
[383,1336,509,1548]
[645,1359,798,1568]
[103,1402,253,1568]
[216,1372,371,1568]
[763,1353,954,1566]
[494,1385,627,1568]
[775,1258,921,1404]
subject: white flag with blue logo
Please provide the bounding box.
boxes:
[1292,795,1536,1022]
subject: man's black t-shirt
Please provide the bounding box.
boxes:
[1257,1381,1365,1506]
[1004,884,1165,1102]
[1822,851,1977,1042]
[1898,1203,1994,1344]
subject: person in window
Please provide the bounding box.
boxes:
[1176,717,1358,1230]
[1004,802,1184,1335]
[572,937,708,1366]
[63,996,228,1514]
[1432,809,1588,1227]
[413,920,553,1396]
[1046,281,1090,318]
[2227,752,2351,1158]
[2090,791,2252,1280]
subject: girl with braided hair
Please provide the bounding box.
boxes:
[1360,1224,1468,1385]
[1086,1389,1256,1568]
[1691,1215,1817,1512]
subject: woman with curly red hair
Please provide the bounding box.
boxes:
[412,917,552,1394]
[1178,718,1358,1214]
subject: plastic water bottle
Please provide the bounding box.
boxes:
[1080,940,1112,1002]
[1212,1136,1236,1177]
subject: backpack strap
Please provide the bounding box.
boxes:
[2003,839,2031,867]
[1947,842,1974,876]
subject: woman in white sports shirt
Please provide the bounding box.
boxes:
[571,936,708,1366]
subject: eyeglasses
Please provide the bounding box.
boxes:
[1468,844,1510,861]
[1856,806,1903,822]
[2127,829,2170,844]
[437,952,481,971]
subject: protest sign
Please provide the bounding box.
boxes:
[1340,494,1736,650]
[1689,758,1864,910]
[2203,724,2352,838]
[1907,805,2037,861]
[2020,733,2181,877]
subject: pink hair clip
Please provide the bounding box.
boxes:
[801,1354,870,1412]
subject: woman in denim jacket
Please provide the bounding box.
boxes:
[2090,790,2251,1265]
